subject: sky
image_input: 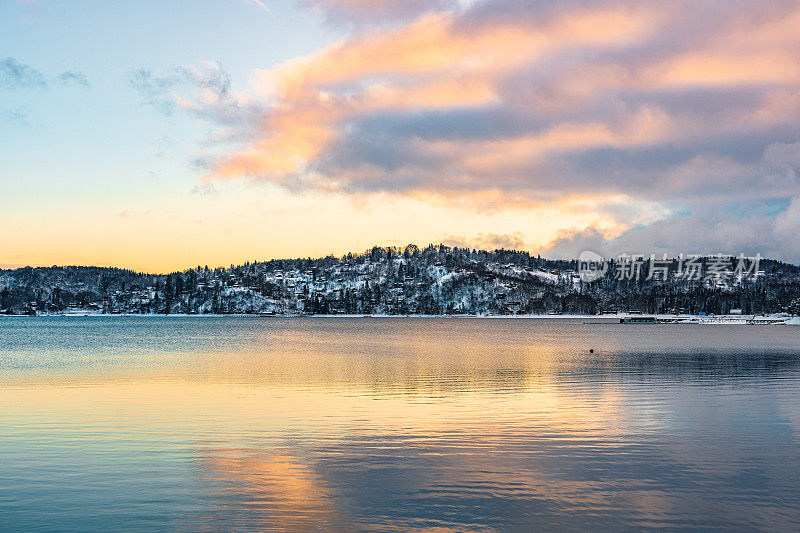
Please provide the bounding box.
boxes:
[2,0,800,272]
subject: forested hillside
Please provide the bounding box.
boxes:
[2,245,800,316]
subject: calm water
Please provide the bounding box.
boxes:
[1,317,800,531]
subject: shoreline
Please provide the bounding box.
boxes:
[3,312,799,325]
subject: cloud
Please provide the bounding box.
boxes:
[56,71,91,88]
[194,2,800,199]
[541,227,613,259]
[129,68,183,115]
[190,182,219,196]
[304,0,459,25]
[540,196,800,263]
[774,195,800,244]
[153,0,800,260]
[0,57,47,89]
[0,57,91,90]
[443,232,527,250]
[129,63,262,136]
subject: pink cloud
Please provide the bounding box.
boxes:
[148,0,800,258]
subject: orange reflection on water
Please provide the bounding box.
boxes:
[190,449,348,531]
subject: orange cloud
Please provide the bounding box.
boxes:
[157,0,800,257]
[209,5,656,183]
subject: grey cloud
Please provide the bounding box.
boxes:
[190,157,213,171]
[128,68,183,115]
[129,64,262,135]
[173,65,231,98]
[0,57,91,90]
[0,57,47,89]
[541,198,800,263]
[190,182,219,196]
[305,0,459,25]
[314,116,800,201]
[774,196,800,242]
[347,106,546,142]
[540,227,610,259]
[442,232,527,251]
[56,71,91,88]
[317,125,446,176]
[544,135,800,201]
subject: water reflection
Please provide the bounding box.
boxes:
[1,317,799,530]
[188,448,349,531]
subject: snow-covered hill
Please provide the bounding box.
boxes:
[2,245,799,316]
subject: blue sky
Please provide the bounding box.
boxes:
[1,0,335,204]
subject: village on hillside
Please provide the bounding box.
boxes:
[2,245,800,317]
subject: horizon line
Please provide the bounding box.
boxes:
[2,246,796,276]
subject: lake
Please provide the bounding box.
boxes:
[1,317,799,531]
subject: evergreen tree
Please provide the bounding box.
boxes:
[164,276,173,314]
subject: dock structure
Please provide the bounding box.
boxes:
[620,316,657,323]
[618,314,794,325]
